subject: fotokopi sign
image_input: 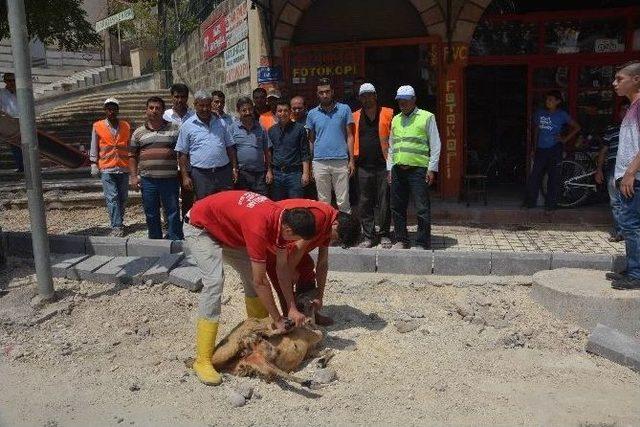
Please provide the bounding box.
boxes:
[95,8,134,32]
[224,39,249,84]
[202,2,248,60]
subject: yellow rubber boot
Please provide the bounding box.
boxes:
[193,318,222,386]
[245,296,269,319]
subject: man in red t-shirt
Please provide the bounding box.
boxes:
[184,190,316,386]
[266,199,361,325]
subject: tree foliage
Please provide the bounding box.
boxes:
[0,0,101,51]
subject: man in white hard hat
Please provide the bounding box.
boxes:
[352,83,394,248]
[90,97,132,237]
[388,85,441,249]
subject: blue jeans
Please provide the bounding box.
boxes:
[100,173,129,228]
[10,144,24,172]
[391,165,431,247]
[618,180,640,279]
[272,169,304,201]
[606,167,622,235]
[141,176,183,240]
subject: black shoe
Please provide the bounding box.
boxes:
[611,277,640,290]
[605,271,626,281]
[608,234,624,242]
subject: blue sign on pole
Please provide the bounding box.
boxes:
[257,66,282,83]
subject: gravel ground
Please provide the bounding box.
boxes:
[1,258,639,427]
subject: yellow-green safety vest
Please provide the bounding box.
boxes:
[390,108,433,167]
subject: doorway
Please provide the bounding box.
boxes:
[466,65,528,198]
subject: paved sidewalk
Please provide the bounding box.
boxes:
[426,224,624,255]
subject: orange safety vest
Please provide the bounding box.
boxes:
[353,107,393,159]
[94,119,131,170]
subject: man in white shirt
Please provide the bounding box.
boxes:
[163,83,194,126]
[0,72,23,172]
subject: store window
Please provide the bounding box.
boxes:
[470,20,538,56]
[544,19,626,54]
[577,65,616,147]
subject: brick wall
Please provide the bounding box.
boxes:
[171,0,252,115]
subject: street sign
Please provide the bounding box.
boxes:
[257,66,282,84]
[95,8,134,32]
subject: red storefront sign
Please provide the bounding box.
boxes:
[284,44,364,101]
[202,15,226,59]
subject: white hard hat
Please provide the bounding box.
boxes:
[104,97,119,106]
[358,83,376,95]
[395,85,416,100]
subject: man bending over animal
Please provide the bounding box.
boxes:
[265,199,361,325]
[184,190,316,385]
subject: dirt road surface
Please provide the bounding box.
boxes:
[1,258,639,426]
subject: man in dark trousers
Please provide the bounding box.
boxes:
[352,83,394,248]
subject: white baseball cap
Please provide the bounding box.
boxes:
[104,97,119,106]
[266,88,281,99]
[358,83,376,95]
[395,85,416,100]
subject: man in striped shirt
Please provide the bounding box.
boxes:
[129,96,183,240]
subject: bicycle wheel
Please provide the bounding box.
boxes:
[557,160,590,208]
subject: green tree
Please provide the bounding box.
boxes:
[0,0,101,51]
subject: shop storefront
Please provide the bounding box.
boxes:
[466,6,640,195]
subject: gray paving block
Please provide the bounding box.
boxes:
[551,253,613,271]
[171,240,184,254]
[377,249,433,275]
[5,231,32,256]
[491,252,551,276]
[141,253,184,284]
[433,251,491,275]
[49,234,87,254]
[86,236,127,256]
[586,324,640,373]
[93,256,159,284]
[327,247,377,273]
[168,257,203,292]
[613,254,627,273]
[126,238,172,257]
[50,253,89,278]
[70,255,114,281]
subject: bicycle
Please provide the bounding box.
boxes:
[556,151,598,207]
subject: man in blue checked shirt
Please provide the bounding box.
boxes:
[175,90,239,200]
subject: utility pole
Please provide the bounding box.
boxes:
[158,0,172,87]
[7,0,55,300]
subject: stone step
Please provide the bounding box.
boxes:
[0,166,91,183]
[0,190,143,209]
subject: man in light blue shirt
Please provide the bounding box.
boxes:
[175,90,238,200]
[306,77,355,213]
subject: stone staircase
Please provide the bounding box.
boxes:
[0,90,173,208]
[0,40,132,99]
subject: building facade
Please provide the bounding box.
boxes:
[172,0,640,199]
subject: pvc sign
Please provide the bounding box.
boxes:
[202,2,248,60]
[257,66,282,83]
[224,39,249,84]
[95,8,134,32]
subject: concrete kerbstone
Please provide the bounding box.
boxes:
[377,249,433,275]
[551,253,613,271]
[49,234,87,254]
[142,253,185,284]
[491,252,551,276]
[171,240,184,254]
[168,257,203,292]
[92,256,159,284]
[70,255,114,281]
[433,251,491,275]
[586,324,640,373]
[327,247,377,273]
[50,253,89,278]
[126,238,172,257]
[4,231,32,256]
[532,268,640,337]
[86,236,127,256]
[613,254,627,273]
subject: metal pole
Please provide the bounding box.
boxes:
[117,22,122,61]
[6,0,54,299]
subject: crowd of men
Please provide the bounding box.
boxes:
[89,77,442,250]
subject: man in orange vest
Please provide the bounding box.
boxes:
[352,83,393,248]
[89,97,132,237]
